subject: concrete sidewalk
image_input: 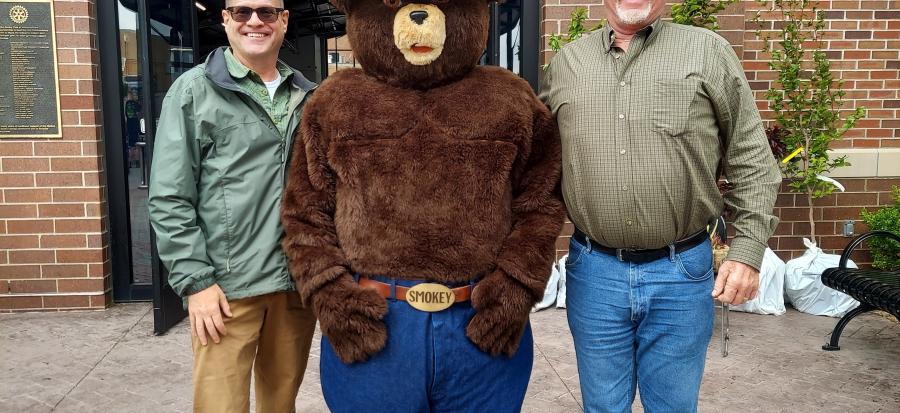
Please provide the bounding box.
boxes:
[1,304,898,412]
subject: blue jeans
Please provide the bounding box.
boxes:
[320,277,534,413]
[566,236,715,413]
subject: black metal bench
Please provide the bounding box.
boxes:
[820,230,900,351]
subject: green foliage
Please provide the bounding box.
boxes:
[755,0,866,241]
[671,0,738,31]
[860,187,900,271]
[547,7,604,54]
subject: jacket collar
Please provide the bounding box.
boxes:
[204,46,316,93]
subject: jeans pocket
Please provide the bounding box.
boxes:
[675,242,714,281]
[565,237,587,268]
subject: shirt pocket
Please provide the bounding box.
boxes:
[651,79,701,137]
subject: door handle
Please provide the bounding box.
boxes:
[136,141,149,189]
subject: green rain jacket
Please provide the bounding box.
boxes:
[148,47,316,300]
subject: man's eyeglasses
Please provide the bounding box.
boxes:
[225,6,285,23]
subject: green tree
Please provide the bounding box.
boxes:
[755,0,865,243]
[671,0,738,31]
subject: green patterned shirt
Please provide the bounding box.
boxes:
[224,48,293,137]
[540,20,781,270]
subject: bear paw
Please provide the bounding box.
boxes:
[314,276,388,364]
[465,272,533,357]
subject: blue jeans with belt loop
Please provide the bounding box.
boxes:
[566,235,715,413]
[320,276,534,413]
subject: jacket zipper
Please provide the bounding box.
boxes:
[281,87,316,187]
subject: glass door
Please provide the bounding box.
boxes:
[142,0,196,334]
[99,0,197,333]
[99,0,154,303]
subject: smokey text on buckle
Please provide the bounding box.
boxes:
[406,283,455,312]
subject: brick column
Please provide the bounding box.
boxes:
[0,0,108,311]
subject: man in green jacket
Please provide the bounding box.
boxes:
[148,1,316,411]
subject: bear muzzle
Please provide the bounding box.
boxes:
[393,4,446,66]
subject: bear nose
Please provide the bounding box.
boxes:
[409,10,428,25]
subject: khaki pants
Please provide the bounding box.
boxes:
[192,291,317,413]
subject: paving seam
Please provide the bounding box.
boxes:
[50,306,153,411]
[534,340,584,411]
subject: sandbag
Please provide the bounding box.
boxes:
[784,238,859,317]
[533,255,563,311]
[556,255,567,309]
[533,255,567,311]
[731,248,787,315]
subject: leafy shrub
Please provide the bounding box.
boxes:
[860,187,900,271]
[671,0,738,31]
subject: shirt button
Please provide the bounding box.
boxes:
[619,81,626,86]
[619,149,627,155]
[622,185,629,191]
[618,114,625,119]
[626,220,633,226]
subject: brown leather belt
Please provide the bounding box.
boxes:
[358,276,473,302]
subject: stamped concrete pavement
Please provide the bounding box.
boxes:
[1,304,898,412]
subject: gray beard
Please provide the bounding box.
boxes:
[616,3,653,25]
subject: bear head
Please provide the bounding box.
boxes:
[330,0,493,89]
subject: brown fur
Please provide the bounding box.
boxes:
[281,0,564,363]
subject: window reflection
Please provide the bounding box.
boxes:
[118,0,152,284]
[327,35,357,74]
[497,0,522,74]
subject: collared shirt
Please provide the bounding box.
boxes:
[540,20,781,269]
[224,48,293,137]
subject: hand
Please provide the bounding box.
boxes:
[314,277,388,364]
[712,260,760,305]
[188,283,232,346]
[466,273,533,357]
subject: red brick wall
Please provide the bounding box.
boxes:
[770,178,900,263]
[544,1,900,264]
[0,0,108,312]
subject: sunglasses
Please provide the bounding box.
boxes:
[225,6,285,23]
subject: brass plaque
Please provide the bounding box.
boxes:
[0,0,61,138]
[406,283,455,312]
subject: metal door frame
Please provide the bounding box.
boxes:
[98,0,192,333]
[98,0,153,302]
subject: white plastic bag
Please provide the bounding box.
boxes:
[556,255,567,309]
[533,255,568,311]
[784,238,859,317]
[731,248,787,315]
[533,255,563,311]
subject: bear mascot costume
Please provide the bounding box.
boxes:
[281,0,564,411]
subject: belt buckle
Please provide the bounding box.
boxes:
[616,248,626,262]
[406,283,455,312]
